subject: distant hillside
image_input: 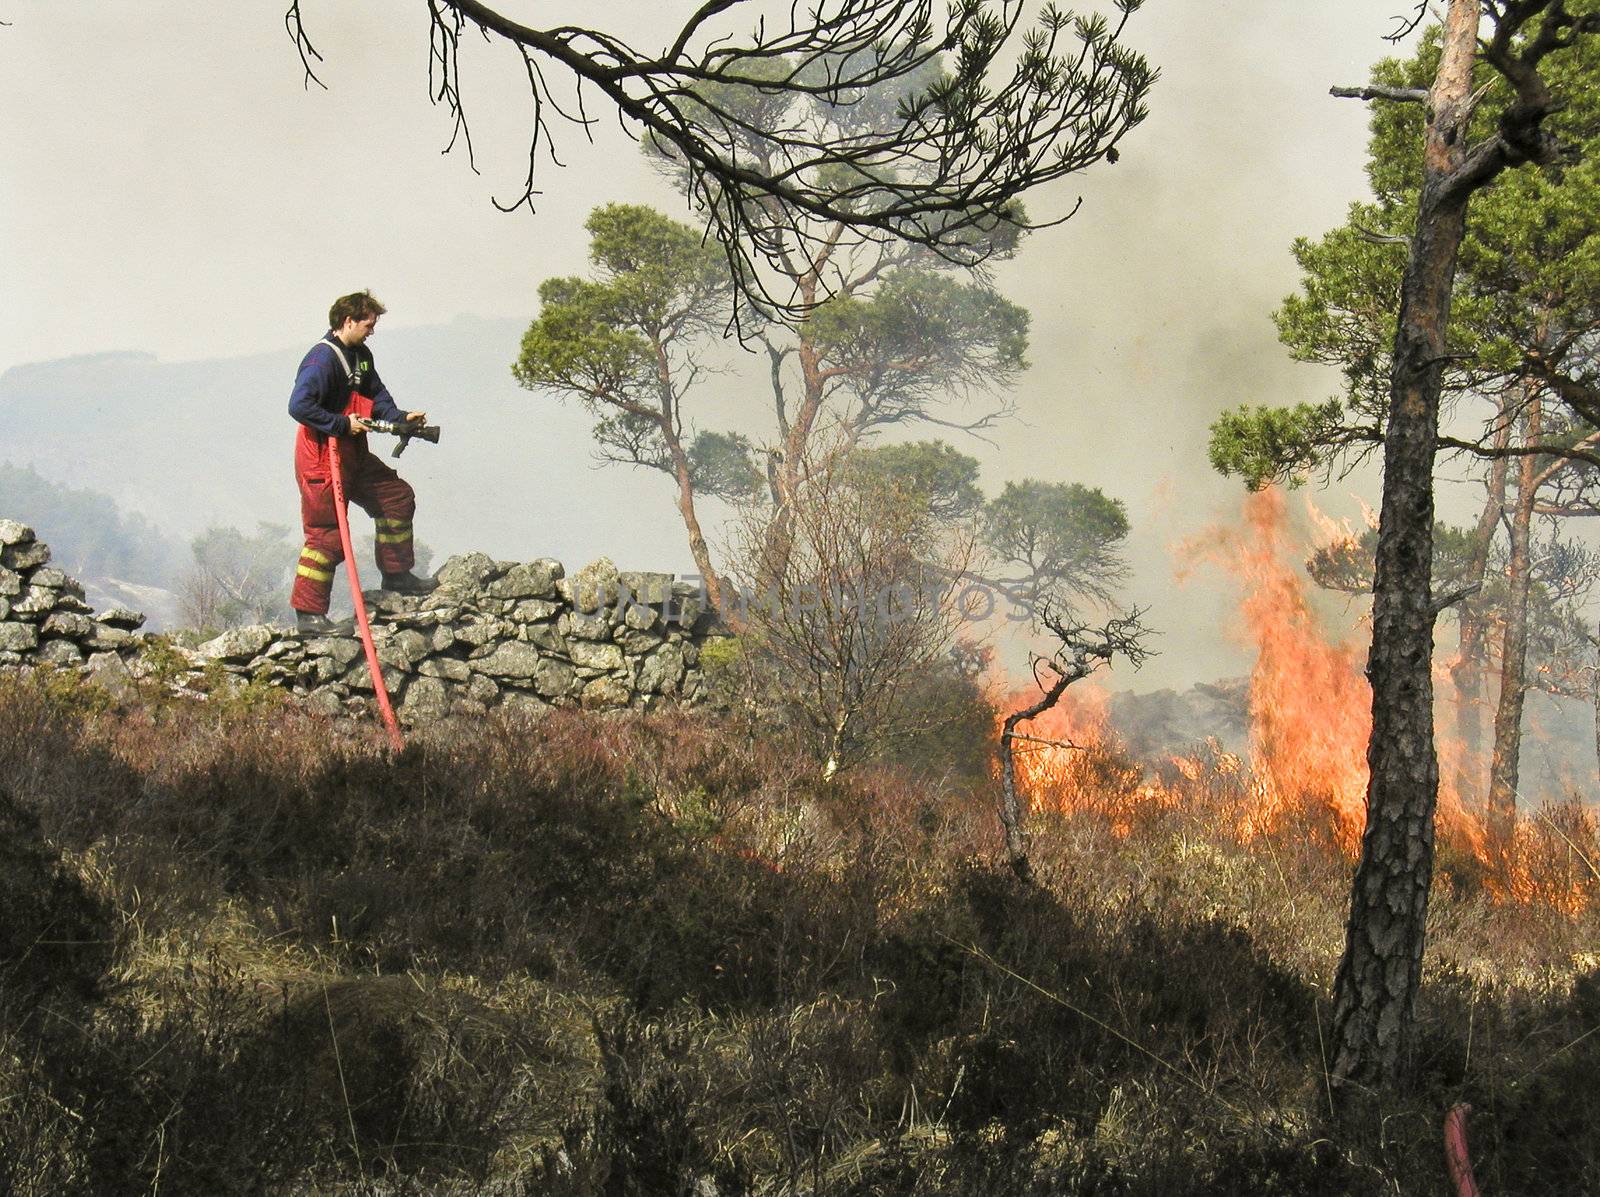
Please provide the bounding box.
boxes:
[0,317,706,575]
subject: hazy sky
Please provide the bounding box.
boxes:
[1,3,1435,689]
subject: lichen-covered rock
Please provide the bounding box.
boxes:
[305,636,363,667]
[417,657,472,683]
[42,612,96,640]
[509,598,561,624]
[435,551,498,591]
[11,587,56,618]
[399,676,452,725]
[561,557,622,613]
[1,541,50,570]
[0,567,19,596]
[532,657,575,700]
[637,643,687,694]
[0,520,34,546]
[560,611,612,642]
[36,639,84,667]
[581,676,632,710]
[473,641,542,679]
[0,623,39,652]
[95,606,146,629]
[568,641,624,673]
[501,691,551,717]
[466,673,499,705]
[619,571,674,605]
[488,561,562,600]
[198,624,275,662]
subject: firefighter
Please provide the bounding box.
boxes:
[288,290,437,635]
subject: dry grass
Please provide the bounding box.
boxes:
[0,668,1597,1194]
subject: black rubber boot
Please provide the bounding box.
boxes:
[381,572,439,596]
[295,611,355,636]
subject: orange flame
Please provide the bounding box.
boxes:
[998,489,1558,893]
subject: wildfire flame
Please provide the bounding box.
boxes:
[997,490,1599,911]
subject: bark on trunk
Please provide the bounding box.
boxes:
[1329,0,1480,1093]
[1486,393,1542,837]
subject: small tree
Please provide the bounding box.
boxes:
[179,523,298,631]
[726,444,980,779]
[997,606,1150,882]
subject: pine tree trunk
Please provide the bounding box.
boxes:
[1487,393,1542,837]
[1329,0,1480,1093]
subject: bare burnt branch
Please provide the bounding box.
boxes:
[1386,1,1432,43]
[1330,83,1429,102]
[284,1,328,91]
[286,0,1154,317]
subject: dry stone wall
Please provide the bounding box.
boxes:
[0,519,719,723]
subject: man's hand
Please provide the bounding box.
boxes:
[347,415,372,434]
[404,410,428,424]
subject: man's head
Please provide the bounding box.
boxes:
[328,290,387,346]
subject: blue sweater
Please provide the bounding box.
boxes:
[288,334,404,437]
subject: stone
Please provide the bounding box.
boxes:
[454,619,509,648]
[53,595,93,614]
[36,639,84,667]
[568,641,624,673]
[0,567,19,596]
[84,651,134,696]
[637,643,687,694]
[197,624,275,663]
[41,612,96,640]
[520,622,568,655]
[0,599,7,621]
[11,587,56,618]
[616,625,667,655]
[346,662,408,697]
[665,581,711,626]
[0,623,38,652]
[618,571,675,605]
[450,698,489,718]
[417,657,472,683]
[466,673,499,705]
[95,606,146,629]
[488,561,562,601]
[622,602,660,632]
[435,551,498,591]
[0,519,34,547]
[509,598,561,624]
[473,641,542,679]
[399,676,452,725]
[429,625,457,654]
[559,611,612,642]
[501,691,552,717]
[85,622,133,651]
[531,657,576,700]
[305,637,362,667]
[300,657,344,686]
[581,676,633,710]
[560,557,622,614]
[1,542,50,571]
[28,567,75,592]
[304,689,345,717]
[384,628,432,667]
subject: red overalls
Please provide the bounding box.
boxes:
[290,387,417,615]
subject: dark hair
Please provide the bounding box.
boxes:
[328,290,387,330]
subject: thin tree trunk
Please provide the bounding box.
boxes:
[1487,391,1542,837]
[1450,411,1511,802]
[1329,0,1480,1093]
